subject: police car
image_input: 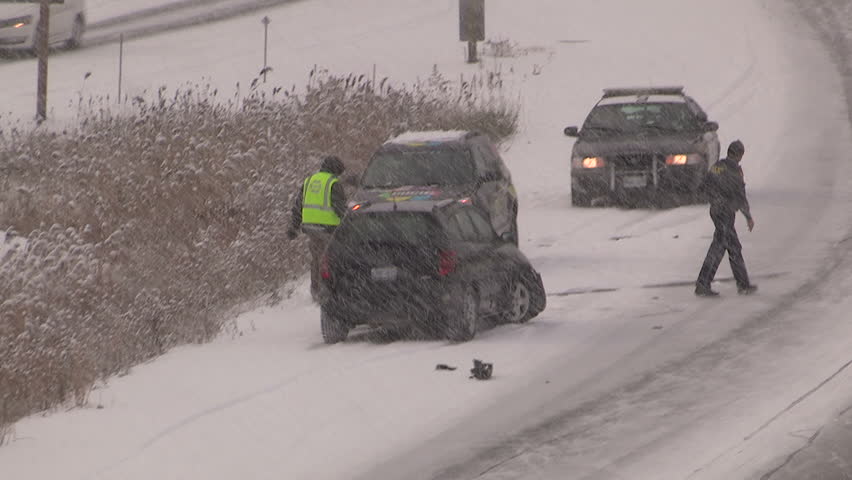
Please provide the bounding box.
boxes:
[0,0,85,51]
[318,197,545,344]
[353,130,519,244]
[564,87,720,207]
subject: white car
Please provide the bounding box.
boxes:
[0,0,85,51]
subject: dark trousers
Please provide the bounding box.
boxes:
[697,206,751,289]
[304,227,332,301]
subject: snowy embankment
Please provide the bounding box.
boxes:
[1,0,852,479]
[0,58,516,436]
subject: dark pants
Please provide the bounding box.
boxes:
[304,227,332,301]
[697,206,751,289]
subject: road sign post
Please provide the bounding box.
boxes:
[459,0,484,63]
[118,33,124,103]
[0,0,64,121]
[35,0,50,121]
[261,16,270,83]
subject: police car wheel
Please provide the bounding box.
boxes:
[320,306,349,344]
[504,277,532,324]
[447,287,478,342]
[571,189,591,207]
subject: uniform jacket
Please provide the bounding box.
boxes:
[700,157,752,220]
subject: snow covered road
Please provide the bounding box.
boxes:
[1,0,852,479]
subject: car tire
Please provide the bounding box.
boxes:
[653,192,678,210]
[571,188,591,207]
[503,275,532,323]
[320,306,349,344]
[526,270,546,319]
[447,286,478,342]
[66,16,85,50]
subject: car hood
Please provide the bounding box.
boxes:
[351,185,474,205]
[573,132,707,157]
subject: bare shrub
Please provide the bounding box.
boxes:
[484,38,520,58]
[0,68,518,432]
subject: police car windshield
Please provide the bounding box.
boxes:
[583,103,702,133]
[361,149,475,188]
[336,213,440,247]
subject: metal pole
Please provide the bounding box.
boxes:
[467,41,477,63]
[35,0,50,122]
[261,16,270,83]
[118,34,124,103]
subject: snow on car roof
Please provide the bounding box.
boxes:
[387,130,470,145]
[597,94,687,106]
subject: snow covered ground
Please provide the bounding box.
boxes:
[1,0,852,479]
[86,0,189,24]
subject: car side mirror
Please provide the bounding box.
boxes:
[564,126,580,137]
[500,231,517,244]
[704,121,719,132]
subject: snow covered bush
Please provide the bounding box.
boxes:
[0,68,518,435]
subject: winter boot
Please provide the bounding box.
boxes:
[695,283,719,297]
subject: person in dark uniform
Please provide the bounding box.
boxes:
[288,156,347,301]
[695,140,758,296]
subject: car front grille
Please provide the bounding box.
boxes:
[611,153,654,170]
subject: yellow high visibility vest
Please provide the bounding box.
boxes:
[301,172,340,226]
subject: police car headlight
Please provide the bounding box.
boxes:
[0,15,33,29]
[572,156,606,169]
[665,153,702,166]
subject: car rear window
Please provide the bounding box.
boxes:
[361,149,475,188]
[335,213,442,247]
[583,103,702,133]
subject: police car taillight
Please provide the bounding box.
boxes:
[321,253,331,280]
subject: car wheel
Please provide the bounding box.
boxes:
[571,188,591,207]
[320,306,349,344]
[504,276,532,323]
[447,286,478,342]
[66,16,85,49]
[653,191,678,210]
[526,270,546,318]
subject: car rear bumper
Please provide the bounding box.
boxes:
[324,279,453,327]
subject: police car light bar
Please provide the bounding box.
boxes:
[602,86,684,98]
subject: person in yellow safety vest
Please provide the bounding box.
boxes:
[288,156,348,301]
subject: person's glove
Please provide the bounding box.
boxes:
[287,229,298,240]
[747,217,755,232]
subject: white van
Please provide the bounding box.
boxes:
[0,0,85,51]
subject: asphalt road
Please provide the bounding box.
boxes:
[763,1,852,477]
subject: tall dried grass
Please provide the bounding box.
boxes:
[0,67,518,438]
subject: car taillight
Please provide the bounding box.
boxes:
[321,253,331,280]
[438,250,457,276]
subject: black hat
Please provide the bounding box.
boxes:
[321,156,345,175]
[727,140,745,159]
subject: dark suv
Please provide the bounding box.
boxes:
[564,87,720,207]
[353,130,519,243]
[318,198,545,344]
